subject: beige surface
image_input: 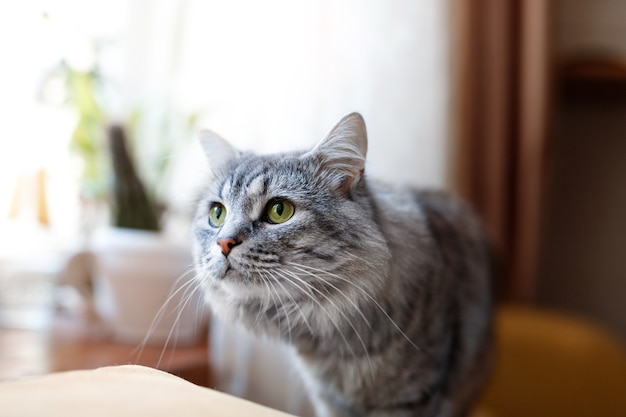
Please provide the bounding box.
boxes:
[0,365,294,417]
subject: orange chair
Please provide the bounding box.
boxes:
[474,305,626,417]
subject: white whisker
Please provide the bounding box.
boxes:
[273,268,357,361]
[343,250,385,269]
[157,272,205,368]
[133,266,198,362]
[276,268,375,382]
[268,271,293,342]
[254,270,273,326]
[261,269,315,335]
[287,264,372,329]
[287,261,421,352]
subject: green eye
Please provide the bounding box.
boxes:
[209,203,227,227]
[266,200,295,224]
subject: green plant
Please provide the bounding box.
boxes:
[66,67,108,201]
[61,65,159,231]
[50,62,198,232]
[108,124,160,231]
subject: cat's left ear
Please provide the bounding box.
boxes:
[304,112,368,196]
[198,130,238,177]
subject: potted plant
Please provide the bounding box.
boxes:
[50,60,205,345]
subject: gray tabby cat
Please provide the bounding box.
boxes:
[192,113,494,417]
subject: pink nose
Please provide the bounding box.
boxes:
[216,238,238,256]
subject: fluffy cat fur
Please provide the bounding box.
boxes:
[192,113,494,417]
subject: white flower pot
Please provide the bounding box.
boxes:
[88,227,206,346]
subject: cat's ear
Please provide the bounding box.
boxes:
[198,129,237,176]
[305,112,368,196]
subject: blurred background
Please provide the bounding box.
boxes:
[1,0,625,416]
[0,0,449,331]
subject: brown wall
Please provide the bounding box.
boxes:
[537,97,626,341]
[536,0,626,341]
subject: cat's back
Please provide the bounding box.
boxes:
[371,183,493,309]
[364,184,494,415]
[367,184,489,264]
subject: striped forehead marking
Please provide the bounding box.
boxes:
[220,178,232,200]
[247,175,267,197]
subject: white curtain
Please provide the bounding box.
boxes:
[0,0,449,231]
[118,0,450,209]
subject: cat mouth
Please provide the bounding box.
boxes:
[210,259,235,281]
[220,262,255,283]
[222,261,238,277]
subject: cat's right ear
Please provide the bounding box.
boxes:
[198,130,237,177]
[303,113,368,197]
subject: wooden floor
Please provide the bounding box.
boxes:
[0,313,211,387]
